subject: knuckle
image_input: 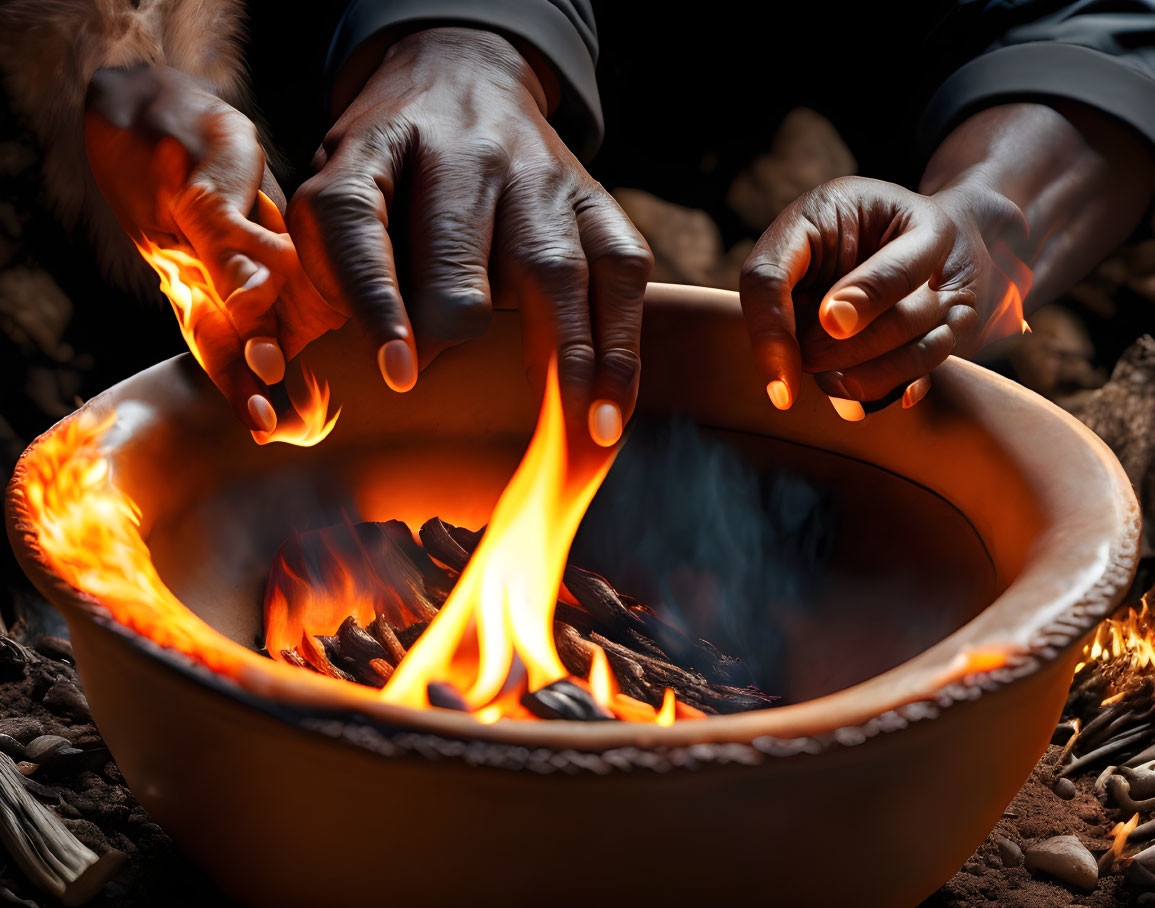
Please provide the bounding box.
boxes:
[515,244,587,287]
[598,346,640,387]
[740,258,792,297]
[594,240,653,284]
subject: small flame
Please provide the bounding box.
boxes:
[1104,813,1139,871]
[1078,595,1155,677]
[134,238,339,447]
[985,239,1034,342]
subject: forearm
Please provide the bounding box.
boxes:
[919,102,1155,312]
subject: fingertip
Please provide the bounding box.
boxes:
[377,339,418,393]
[766,379,793,411]
[903,376,932,409]
[247,394,277,433]
[588,400,623,447]
[244,337,286,385]
[829,397,866,422]
[820,288,868,340]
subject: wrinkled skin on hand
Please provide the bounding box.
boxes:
[85,64,346,431]
[288,27,652,447]
[740,176,1026,410]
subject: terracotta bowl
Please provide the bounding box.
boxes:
[5,284,1140,907]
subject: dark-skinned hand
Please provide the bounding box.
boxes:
[85,64,347,433]
[739,176,1028,415]
[288,27,652,447]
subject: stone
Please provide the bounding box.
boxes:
[994,834,1023,868]
[1053,777,1077,800]
[1024,835,1098,891]
[725,107,856,232]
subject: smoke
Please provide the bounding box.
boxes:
[571,417,834,692]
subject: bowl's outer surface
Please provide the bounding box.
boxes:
[6,284,1141,907]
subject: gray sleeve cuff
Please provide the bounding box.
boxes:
[919,42,1155,154]
[326,0,603,160]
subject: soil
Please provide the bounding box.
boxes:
[924,746,1134,907]
[0,631,229,907]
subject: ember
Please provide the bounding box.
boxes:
[263,516,776,720]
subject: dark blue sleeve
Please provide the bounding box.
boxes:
[920,1,1155,151]
[326,0,602,160]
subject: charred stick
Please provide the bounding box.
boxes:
[0,753,126,906]
[368,615,408,665]
[1061,725,1153,778]
[418,518,472,572]
[521,680,612,721]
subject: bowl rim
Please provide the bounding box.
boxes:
[4,283,1141,766]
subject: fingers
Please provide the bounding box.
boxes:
[574,193,652,446]
[288,140,418,392]
[802,282,945,373]
[818,221,953,340]
[740,215,813,410]
[814,324,956,402]
[497,178,595,435]
[407,149,503,368]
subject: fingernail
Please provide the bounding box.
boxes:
[242,264,270,292]
[589,400,623,447]
[247,394,277,432]
[817,371,850,399]
[829,397,866,422]
[902,376,932,409]
[821,297,860,339]
[378,339,418,392]
[766,380,792,410]
[244,337,285,385]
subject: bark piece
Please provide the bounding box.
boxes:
[0,752,125,905]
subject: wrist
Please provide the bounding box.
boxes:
[335,27,551,120]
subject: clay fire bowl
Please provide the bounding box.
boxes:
[5,284,1140,907]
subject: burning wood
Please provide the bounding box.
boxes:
[263,516,777,720]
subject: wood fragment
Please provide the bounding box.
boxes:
[0,752,126,906]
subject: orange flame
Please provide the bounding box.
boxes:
[134,238,339,447]
[1076,595,1155,678]
[986,239,1033,340]
[371,362,695,722]
[21,370,700,724]
[1104,814,1139,871]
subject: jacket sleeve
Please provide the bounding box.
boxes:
[325,0,602,160]
[920,1,1155,153]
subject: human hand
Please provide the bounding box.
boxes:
[288,27,651,446]
[85,64,347,432]
[739,176,1029,415]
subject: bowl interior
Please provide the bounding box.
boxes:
[148,426,995,704]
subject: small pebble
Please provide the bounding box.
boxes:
[1025,835,1098,891]
[41,679,91,721]
[24,734,70,763]
[1054,777,1077,800]
[994,835,1023,868]
[0,734,25,760]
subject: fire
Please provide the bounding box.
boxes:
[1076,596,1155,678]
[987,239,1033,340]
[21,371,700,725]
[368,362,695,722]
[134,237,339,447]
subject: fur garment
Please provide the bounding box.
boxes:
[0,0,250,287]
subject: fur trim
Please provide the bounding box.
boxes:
[0,0,250,289]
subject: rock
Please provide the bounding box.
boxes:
[612,188,725,287]
[40,679,90,722]
[725,107,856,232]
[23,735,70,764]
[994,834,1023,868]
[0,718,44,744]
[1024,835,1098,891]
[1053,777,1077,800]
